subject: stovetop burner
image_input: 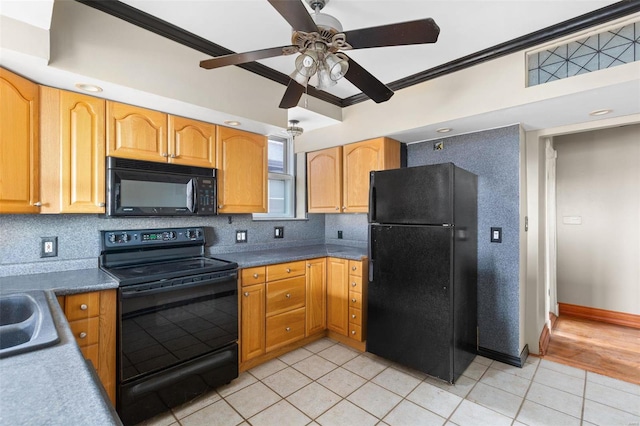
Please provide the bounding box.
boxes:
[99,227,237,286]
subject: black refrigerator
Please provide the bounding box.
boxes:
[367,163,477,383]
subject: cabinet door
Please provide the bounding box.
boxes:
[306,258,327,336]
[0,68,39,213]
[168,115,216,168]
[106,101,167,162]
[216,126,267,213]
[343,138,400,213]
[326,257,348,336]
[240,283,266,362]
[307,147,342,213]
[41,88,106,213]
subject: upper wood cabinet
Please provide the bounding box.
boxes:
[307,147,342,213]
[168,115,216,168]
[343,137,400,212]
[0,68,40,213]
[307,138,400,214]
[106,101,167,163]
[40,87,106,213]
[216,126,267,213]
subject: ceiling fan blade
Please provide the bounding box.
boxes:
[343,55,394,104]
[268,0,318,33]
[344,18,440,49]
[279,79,305,109]
[200,45,297,69]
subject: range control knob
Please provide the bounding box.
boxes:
[120,233,130,243]
[108,233,116,243]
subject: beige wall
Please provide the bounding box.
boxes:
[554,124,640,315]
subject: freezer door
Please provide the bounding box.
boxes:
[369,163,453,225]
[367,224,454,382]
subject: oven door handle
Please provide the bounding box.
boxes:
[120,273,237,299]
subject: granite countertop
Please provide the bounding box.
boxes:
[0,268,118,295]
[214,244,368,268]
[0,291,121,425]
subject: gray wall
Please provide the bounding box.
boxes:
[0,214,324,277]
[555,124,639,315]
[323,213,369,247]
[407,125,522,358]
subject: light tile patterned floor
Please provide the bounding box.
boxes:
[138,337,640,426]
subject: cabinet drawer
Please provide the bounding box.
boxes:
[266,307,306,352]
[266,261,306,281]
[68,317,100,347]
[266,276,305,316]
[65,292,100,321]
[242,266,266,286]
[349,275,363,293]
[348,291,362,310]
[349,323,362,341]
[349,307,362,326]
[348,260,364,277]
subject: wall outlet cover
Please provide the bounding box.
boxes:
[41,236,58,257]
[235,230,248,243]
[274,226,284,238]
[490,227,502,243]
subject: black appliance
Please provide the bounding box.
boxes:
[99,227,238,425]
[106,157,217,217]
[367,163,478,384]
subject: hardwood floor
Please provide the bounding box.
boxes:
[543,314,640,385]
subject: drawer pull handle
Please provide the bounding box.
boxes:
[253,273,259,278]
[351,282,357,287]
[80,304,88,311]
[286,268,291,273]
[285,293,291,298]
[243,292,250,297]
[352,298,357,303]
[352,314,356,319]
[352,266,357,271]
[351,330,356,335]
[79,332,87,339]
[285,327,291,332]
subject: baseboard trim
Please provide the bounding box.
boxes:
[539,323,551,356]
[559,303,640,330]
[478,344,528,368]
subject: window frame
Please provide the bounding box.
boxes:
[253,135,295,220]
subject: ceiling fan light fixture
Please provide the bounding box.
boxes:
[290,70,310,87]
[286,120,304,138]
[316,63,337,91]
[325,52,349,81]
[294,50,319,77]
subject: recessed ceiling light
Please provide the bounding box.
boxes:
[224,120,241,126]
[436,127,452,133]
[589,109,612,116]
[75,83,103,93]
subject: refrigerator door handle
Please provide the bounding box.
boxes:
[368,225,374,282]
[368,171,376,223]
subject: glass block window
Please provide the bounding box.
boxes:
[528,21,640,86]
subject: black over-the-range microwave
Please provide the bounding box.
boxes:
[105,157,217,217]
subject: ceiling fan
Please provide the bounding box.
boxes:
[199,0,440,109]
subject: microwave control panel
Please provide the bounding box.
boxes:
[196,178,216,215]
[101,227,205,249]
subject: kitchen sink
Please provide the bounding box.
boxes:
[0,291,60,358]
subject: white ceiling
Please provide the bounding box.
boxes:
[118,0,620,99]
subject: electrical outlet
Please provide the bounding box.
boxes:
[274,226,284,239]
[41,236,58,257]
[338,231,343,239]
[490,227,502,243]
[235,230,248,243]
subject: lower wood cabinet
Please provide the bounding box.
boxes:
[265,307,306,352]
[306,258,327,336]
[240,281,266,362]
[327,257,368,344]
[57,289,116,405]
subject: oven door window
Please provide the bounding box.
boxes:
[119,277,238,382]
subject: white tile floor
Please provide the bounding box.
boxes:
[138,338,640,426]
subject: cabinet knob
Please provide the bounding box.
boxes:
[307,264,311,268]
[243,292,249,297]
[161,153,169,157]
[285,327,291,332]
[351,298,357,303]
[79,332,87,339]
[342,206,346,210]
[335,207,340,211]
[80,304,88,311]
[285,293,291,298]
[97,202,105,207]
[33,202,42,207]
[351,330,356,335]
[170,153,177,158]
[351,282,357,287]
[218,205,224,209]
[352,314,356,319]
[253,273,259,279]
[352,266,357,271]
[286,268,291,273]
